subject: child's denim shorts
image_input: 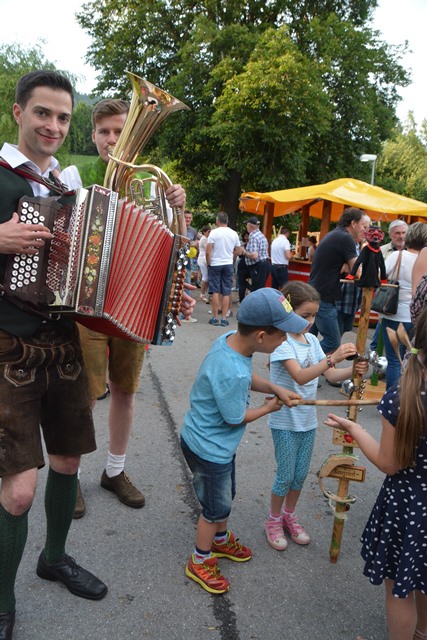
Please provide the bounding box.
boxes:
[181,436,236,522]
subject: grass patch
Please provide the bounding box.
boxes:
[71,154,97,166]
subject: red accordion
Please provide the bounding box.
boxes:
[4,185,188,345]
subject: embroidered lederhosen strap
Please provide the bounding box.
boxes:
[0,159,75,196]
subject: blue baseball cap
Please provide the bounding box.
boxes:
[237,288,309,334]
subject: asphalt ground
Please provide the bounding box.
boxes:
[14,292,387,640]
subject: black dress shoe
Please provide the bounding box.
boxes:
[0,612,15,640]
[326,379,342,388]
[97,383,110,401]
[36,553,108,600]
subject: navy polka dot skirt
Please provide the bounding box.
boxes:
[360,385,427,598]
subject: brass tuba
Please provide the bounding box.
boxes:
[103,72,190,235]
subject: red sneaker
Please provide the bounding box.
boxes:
[185,555,230,594]
[211,531,252,562]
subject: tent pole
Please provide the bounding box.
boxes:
[320,200,332,239]
[263,201,275,247]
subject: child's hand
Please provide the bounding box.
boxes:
[264,395,282,413]
[354,359,369,375]
[332,342,358,364]
[276,388,302,408]
[323,413,358,433]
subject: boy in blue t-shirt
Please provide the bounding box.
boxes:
[181,287,308,594]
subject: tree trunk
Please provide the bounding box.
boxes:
[220,168,242,230]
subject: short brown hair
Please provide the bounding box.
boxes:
[91,98,129,128]
[16,70,74,109]
[237,324,279,336]
[338,207,366,228]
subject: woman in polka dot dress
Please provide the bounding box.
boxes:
[324,306,427,640]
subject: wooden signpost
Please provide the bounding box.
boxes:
[329,286,374,562]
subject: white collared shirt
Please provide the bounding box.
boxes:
[0,143,82,194]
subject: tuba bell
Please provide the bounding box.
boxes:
[103,72,190,235]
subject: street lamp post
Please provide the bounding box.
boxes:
[359,153,377,185]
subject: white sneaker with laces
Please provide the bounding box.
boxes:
[264,519,288,551]
[282,511,310,545]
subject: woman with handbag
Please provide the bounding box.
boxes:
[381,222,427,389]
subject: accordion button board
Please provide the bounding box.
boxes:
[5,196,63,305]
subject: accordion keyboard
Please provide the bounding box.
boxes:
[5,196,63,305]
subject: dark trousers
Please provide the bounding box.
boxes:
[237,258,251,302]
[248,260,270,291]
[271,264,288,290]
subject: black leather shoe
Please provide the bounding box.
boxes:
[36,553,108,600]
[0,612,15,640]
[326,379,342,388]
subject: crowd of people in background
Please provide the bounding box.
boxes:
[180,214,295,323]
[180,211,427,398]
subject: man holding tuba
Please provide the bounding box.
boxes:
[74,96,192,518]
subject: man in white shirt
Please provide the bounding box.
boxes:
[270,227,293,289]
[381,220,408,260]
[206,211,242,326]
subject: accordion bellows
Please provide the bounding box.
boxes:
[5,186,187,345]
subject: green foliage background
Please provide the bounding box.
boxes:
[1,1,427,232]
[73,0,415,226]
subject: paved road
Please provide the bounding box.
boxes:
[15,295,386,640]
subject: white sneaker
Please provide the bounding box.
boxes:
[282,511,310,545]
[181,317,198,323]
[264,519,288,551]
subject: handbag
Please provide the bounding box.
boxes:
[371,250,402,316]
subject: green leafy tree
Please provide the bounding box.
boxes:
[0,44,52,145]
[198,26,331,215]
[376,113,427,203]
[69,102,95,155]
[291,13,409,184]
[77,0,410,224]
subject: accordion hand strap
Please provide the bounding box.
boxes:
[0,285,56,320]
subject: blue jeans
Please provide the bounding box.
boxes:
[310,300,341,353]
[370,321,381,351]
[181,437,236,522]
[271,264,288,290]
[381,318,413,389]
[184,267,192,285]
[336,310,355,336]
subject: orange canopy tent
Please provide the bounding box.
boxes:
[240,177,427,243]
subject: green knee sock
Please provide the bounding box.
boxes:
[43,468,77,564]
[0,504,29,612]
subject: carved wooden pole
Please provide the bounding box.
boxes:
[328,286,374,563]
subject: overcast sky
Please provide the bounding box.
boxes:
[1,0,426,125]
